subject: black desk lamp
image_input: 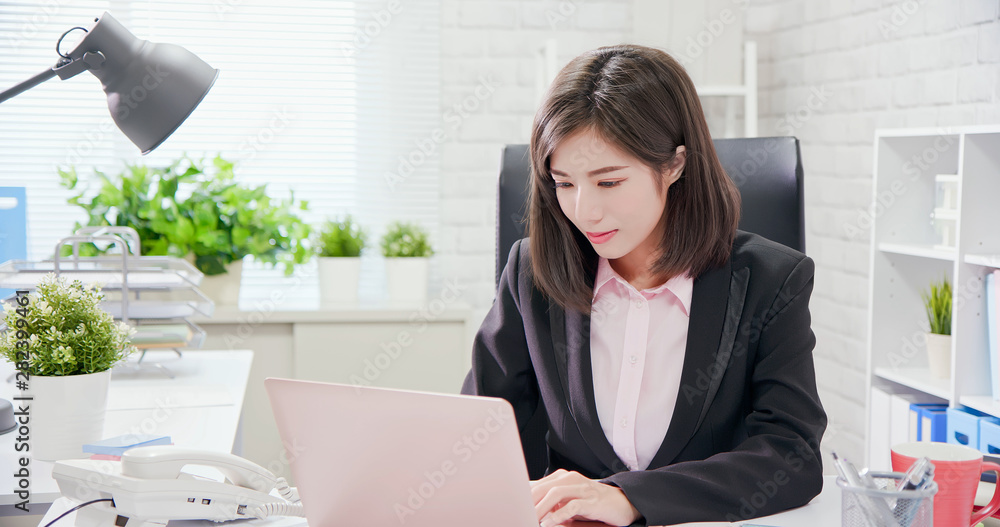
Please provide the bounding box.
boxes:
[0,12,218,434]
[0,11,219,154]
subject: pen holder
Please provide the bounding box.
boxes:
[837,472,937,527]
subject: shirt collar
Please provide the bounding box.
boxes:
[592,257,694,316]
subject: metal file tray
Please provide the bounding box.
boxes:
[0,256,203,290]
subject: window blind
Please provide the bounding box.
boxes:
[0,0,441,309]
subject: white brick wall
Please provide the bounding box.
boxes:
[747,0,1000,467]
[440,0,999,476]
[439,0,631,333]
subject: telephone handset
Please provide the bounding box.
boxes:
[51,445,305,525]
[121,445,279,494]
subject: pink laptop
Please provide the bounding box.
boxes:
[264,377,539,527]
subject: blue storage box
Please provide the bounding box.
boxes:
[981,419,1000,455]
[947,407,1000,448]
[910,403,948,442]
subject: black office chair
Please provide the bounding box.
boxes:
[493,137,805,478]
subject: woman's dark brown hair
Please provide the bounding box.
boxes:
[528,44,740,314]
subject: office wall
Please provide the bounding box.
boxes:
[436,0,633,334]
[745,0,1000,464]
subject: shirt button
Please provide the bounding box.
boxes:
[634,299,644,309]
[629,355,638,364]
[620,418,628,428]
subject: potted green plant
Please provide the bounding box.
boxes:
[922,276,952,379]
[380,221,433,305]
[314,216,367,306]
[58,155,312,305]
[0,274,136,460]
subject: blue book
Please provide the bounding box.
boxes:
[989,272,999,401]
[82,434,172,456]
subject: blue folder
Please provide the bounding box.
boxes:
[0,187,27,301]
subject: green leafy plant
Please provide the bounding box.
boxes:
[922,277,952,335]
[1,274,136,376]
[380,221,433,258]
[58,155,312,276]
[315,216,366,257]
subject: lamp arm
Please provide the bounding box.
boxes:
[0,67,57,104]
[0,52,106,104]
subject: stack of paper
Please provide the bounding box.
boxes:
[131,323,193,349]
[83,434,172,460]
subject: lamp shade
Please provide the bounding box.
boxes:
[66,12,219,154]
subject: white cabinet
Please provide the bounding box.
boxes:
[866,126,1000,467]
[190,307,472,483]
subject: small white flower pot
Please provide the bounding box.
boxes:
[318,257,361,306]
[198,259,243,306]
[385,257,428,306]
[925,333,951,379]
[26,369,112,461]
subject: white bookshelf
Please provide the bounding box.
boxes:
[866,126,1000,467]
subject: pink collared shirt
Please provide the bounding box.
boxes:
[590,257,693,471]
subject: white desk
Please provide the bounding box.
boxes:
[0,350,252,517]
[38,475,843,527]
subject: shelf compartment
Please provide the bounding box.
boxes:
[878,243,956,261]
[959,396,1000,419]
[966,254,1000,268]
[101,299,215,319]
[874,367,952,400]
[0,256,202,290]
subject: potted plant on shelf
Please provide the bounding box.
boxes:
[922,276,952,379]
[314,216,367,306]
[0,274,136,460]
[380,221,433,306]
[58,155,312,305]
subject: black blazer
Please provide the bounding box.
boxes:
[461,231,827,525]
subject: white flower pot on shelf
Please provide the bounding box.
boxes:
[27,369,111,461]
[198,259,243,307]
[318,257,361,306]
[925,333,951,379]
[385,257,428,306]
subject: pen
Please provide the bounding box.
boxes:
[896,457,932,492]
[832,451,899,527]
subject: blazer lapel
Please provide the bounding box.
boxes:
[549,303,627,473]
[647,258,736,469]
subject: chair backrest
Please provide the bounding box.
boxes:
[495,137,805,287]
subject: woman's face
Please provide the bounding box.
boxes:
[549,128,683,276]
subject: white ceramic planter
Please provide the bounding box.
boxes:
[318,257,362,306]
[925,333,951,379]
[198,259,243,306]
[27,369,112,461]
[385,257,428,306]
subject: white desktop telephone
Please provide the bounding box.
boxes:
[50,445,305,526]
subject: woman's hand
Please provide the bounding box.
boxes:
[530,469,642,527]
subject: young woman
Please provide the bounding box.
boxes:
[461,44,826,526]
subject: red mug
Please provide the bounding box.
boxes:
[892,441,1000,527]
